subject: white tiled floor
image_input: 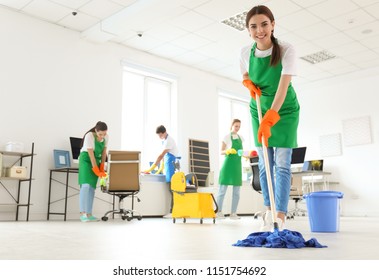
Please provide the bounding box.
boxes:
[1,216,378,260]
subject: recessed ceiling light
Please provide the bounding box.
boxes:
[362,29,373,34]
[221,11,248,31]
[300,50,336,64]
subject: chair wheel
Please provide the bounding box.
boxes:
[200,218,203,224]
[126,216,133,221]
[101,216,108,221]
[213,218,216,224]
[137,216,142,221]
[183,218,186,223]
[121,216,126,220]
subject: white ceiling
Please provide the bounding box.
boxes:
[2,0,379,85]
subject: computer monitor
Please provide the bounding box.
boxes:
[291,147,306,164]
[302,160,323,171]
[69,137,82,163]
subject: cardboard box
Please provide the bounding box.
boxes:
[6,166,28,179]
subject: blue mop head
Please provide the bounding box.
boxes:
[233,229,326,249]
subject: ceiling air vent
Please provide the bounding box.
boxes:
[221,11,248,31]
[300,50,336,64]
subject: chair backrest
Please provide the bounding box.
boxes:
[249,156,261,193]
[107,150,140,192]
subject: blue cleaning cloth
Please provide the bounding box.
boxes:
[233,229,326,249]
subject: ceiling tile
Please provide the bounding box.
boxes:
[342,20,379,40]
[170,33,212,50]
[315,57,355,70]
[263,0,302,19]
[351,0,379,7]
[148,42,188,58]
[360,34,379,49]
[196,22,240,42]
[0,0,32,10]
[343,49,379,64]
[290,0,327,8]
[327,64,361,75]
[293,22,339,40]
[364,2,379,19]
[22,0,72,23]
[144,23,188,42]
[50,0,90,10]
[110,0,138,7]
[57,11,99,32]
[329,41,368,56]
[122,34,163,51]
[79,0,124,19]
[278,10,321,32]
[168,10,214,32]
[194,0,247,21]
[355,56,379,68]
[308,0,360,20]
[296,41,324,57]
[174,51,209,65]
[313,32,354,49]
[194,58,229,72]
[180,0,212,9]
[327,9,376,31]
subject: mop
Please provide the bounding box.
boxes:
[233,89,326,249]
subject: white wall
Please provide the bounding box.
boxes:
[294,70,379,217]
[0,7,378,220]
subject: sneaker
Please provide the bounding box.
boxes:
[259,210,272,231]
[80,215,89,222]
[229,213,241,220]
[216,212,225,219]
[88,215,100,222]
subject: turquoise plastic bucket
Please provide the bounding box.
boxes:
[303,191,344,232]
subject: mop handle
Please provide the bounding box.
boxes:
[256,95,278,227]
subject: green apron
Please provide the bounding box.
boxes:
[249,43,300,148]
[218,134,243,186]
[78,133,105,188]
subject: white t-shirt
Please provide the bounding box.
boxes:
[222,133,244,149]
[80,132,108,152]
[162,134,179,157]
[240,40,297,76]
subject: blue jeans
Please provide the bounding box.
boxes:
[79,184,95,214]
[257,147,292,213]
[217,185,241,213]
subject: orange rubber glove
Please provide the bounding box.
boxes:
[258,109,280,147]
[92,166,105,177]
[243,79,262,100]
[99,162,105,173]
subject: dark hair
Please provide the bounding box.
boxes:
[230,119,241,130]
[156,125,166,134]
[245,5,281,66]
[80,121,108,148]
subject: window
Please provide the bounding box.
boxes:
[218,91,254,180]
[122,65,176,166]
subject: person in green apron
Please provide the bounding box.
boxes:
[79,121,108,222]
[142,125,179,218]
[217,119,244,220]
[240,5,300,230]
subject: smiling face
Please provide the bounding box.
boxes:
[247,13,275,50]
[231,121,241,134]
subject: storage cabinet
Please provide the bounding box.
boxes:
[0,143,35,221]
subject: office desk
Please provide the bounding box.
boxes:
[292,171,335,193]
